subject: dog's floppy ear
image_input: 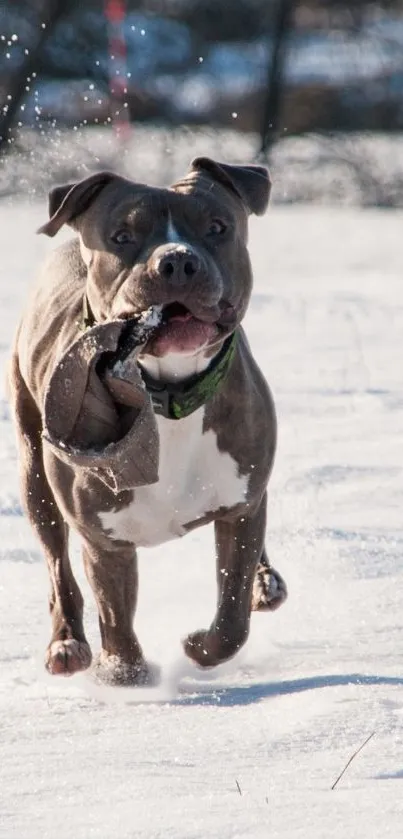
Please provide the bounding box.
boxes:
[191,157,271,216]
[37,171,116,237]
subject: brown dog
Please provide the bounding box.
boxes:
[8,157,287,685]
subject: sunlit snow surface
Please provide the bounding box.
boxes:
[1,201,402,838]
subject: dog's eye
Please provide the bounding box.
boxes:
[111,229,136,246]
[207,219,227,237]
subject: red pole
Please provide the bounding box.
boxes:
[105,0,131,142]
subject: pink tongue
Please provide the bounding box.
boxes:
[150,315,217,355]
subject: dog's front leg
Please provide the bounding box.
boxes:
[184,495,267,668]
[82,540,154,686]
[9,357,91,676]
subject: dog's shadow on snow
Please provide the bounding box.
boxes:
[174,673,403,707]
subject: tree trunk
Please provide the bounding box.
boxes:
[258,0,296,159]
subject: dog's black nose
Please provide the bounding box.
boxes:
[156,248,201,284]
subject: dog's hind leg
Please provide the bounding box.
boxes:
[251,549,288,612]
[9,355,91,676]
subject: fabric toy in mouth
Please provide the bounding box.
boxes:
[42,307,163,493]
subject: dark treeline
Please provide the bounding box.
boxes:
[1,0,403,154]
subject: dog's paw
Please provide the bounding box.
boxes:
[251,562,288,612]
[92,653,161,687]
[45,639,92,676]
[183,631,214,668]
[183,629,246,668]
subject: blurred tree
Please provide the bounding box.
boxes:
[161,0,275,42]
[0,0,72,152]
[259,0,296,157]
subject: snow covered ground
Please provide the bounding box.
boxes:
[1,199,402,838]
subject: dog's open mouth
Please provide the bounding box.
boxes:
[144,301,219,356]
[161,302,194,324]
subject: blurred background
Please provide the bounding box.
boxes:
[1,0,403,204]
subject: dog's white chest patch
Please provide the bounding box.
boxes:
[99,409,249,547]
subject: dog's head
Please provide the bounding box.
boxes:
[38,158,270,358]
